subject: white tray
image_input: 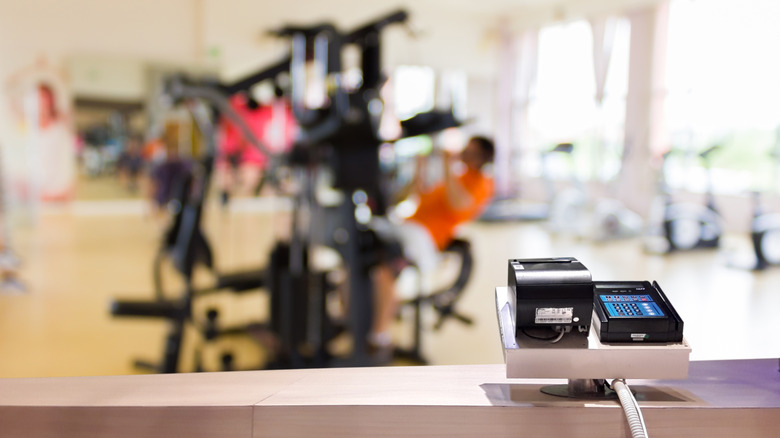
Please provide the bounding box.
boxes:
[496,286,691,380]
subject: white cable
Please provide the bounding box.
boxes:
[611,379,649,438]
[549,329,566,343]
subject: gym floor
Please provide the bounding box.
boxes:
[0,175,778,378]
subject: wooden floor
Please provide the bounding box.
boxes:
[1,177,779,378]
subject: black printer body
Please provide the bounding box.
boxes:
[508,257,593,332]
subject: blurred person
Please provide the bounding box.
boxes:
[35,83,76,202]
[148,133,191,215]
[116,135,145,193]
[216,94,267,204]
[4,57,75,205]
[0,144,25,294]
[258,85,297,154]
[252,85,298,195]
[142,135,166,165]
[0,235,25,294]
[369,135,495,352]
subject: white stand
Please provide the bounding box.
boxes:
[496,286,691,397]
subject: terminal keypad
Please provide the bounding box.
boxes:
[600,294,665,317]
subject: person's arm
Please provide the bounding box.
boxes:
[442,150,475,211]
[391,154,427,204]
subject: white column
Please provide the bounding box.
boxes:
[590,16,617,183]
[493,25,538,198]
[590,16,617,106]
[619,1,670,215]
[513,29,538,194]
[493,22,516,197]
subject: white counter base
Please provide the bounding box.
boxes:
[496,286,692,380]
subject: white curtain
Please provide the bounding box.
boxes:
[619,3,670,214]
[590,17,618,106]
[589,16,618,183]
[494,23,515,196]
[495,27,537,196]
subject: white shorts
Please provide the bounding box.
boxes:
[371,218,441,273]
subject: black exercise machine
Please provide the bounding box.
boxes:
[477,143,572,223]
[748,191,780,270]
[112,9,476,372]
[111,97,269,373]
[645,146,723,254]
[748,145,780,270]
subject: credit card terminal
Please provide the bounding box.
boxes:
[593,281,684,343]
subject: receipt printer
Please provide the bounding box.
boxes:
[508,257,593,331]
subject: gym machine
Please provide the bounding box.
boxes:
[747,145,780,270]
[748,191,780,269]
[111,93,272,373]
[644,146,723,254]
[542,142,643,241]
[111,9,475,372]
[543,142,589,235]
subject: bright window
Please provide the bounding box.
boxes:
[393,65,436,120]
[664,0,780,194]
[522,18,631,182]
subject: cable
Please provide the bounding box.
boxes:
[550,329,566,343]
[521,328,560,341]
[611,379,649,438]
[520,328,567,343]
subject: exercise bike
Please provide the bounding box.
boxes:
[544,142,642,241]
[644,146,723,254]
[585,138,644,242]
[744,144,780,270]
[544,143,589,235]
[748,191,780,270]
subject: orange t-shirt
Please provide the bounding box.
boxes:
[409,169,494,250]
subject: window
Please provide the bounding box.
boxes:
[663,0,780,194]
[520,18,631,183]
[389,66,468,158]
[393,65,436,121]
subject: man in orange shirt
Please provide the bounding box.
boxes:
[370,136,495,349]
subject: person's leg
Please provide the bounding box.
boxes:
[370,262,397,347]
[398,221,440,273]
[366,220,404,348]
[368,221,439,348]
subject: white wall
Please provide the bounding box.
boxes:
[0,0,200,70]
[202,0,501,82]
[67,56,147,101]
[467,76,497,135]
[0,0,203,158]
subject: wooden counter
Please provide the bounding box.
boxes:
[1,359,778,437]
